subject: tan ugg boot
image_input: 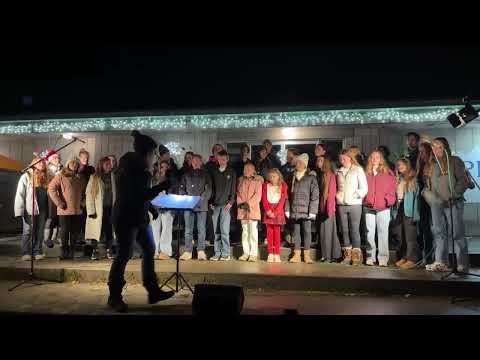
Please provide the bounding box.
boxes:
[351,248,363,266]
[289,250,301,263]
[341,247,352,265]
[303,249,314,264]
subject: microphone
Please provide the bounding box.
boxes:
[63,133,86,143]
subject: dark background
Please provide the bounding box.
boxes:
[1,44,479,116]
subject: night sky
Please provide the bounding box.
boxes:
[1,44,479,115]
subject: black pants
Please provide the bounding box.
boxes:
[92,207,113,250]
[419,197,434,264]
[391,202,420,262]
[59,215,81,257]
[108,223,158,295]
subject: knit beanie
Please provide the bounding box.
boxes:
[132,130,157,155]
[158,144,170,156]
[297,153,309,168]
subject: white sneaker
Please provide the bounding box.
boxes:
[426,262,450,272]
[248,256,257,262]
[366,259,375,266]
[197,251,207,261]
[219,256,231,261]
[179,251,192,261]
[457,265,469,273]
[210,255,220,261]
[267,254,275,263]
[35,254,46,260]
[274,254,281,263]
[21,255,31,261]
[238,254,249,261]
[378,261,388,267]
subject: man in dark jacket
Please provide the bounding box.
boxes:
[209,150,237,261]
[406,132,420,169]
[178,154,212,261]
[280,148,299,183]
[263,139,281,169]
[108,130,174,313]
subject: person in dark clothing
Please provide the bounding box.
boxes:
[107,130,174,313]
[263,139,281,169]
[205,144,224,175]
[406,132,420,169]
[78,148,95,246]
[233,143,251,178]
[178,151,194,179]
[158,144,179,177]
[178,154,212,261]
[256,146,273,179]
[209,150,237,260]
[280,148,299,183]
[377,145,395,171]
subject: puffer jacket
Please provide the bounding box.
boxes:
[285,170,319,219]
[178,168,212,212]
[335,165,368,205]
[14,172,42,217]
[363,169,396,210]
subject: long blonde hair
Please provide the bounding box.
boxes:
[267,168,283,193]
[396,158,417,192]
[425,137,451,178]
[27,155,50,188]
[341,149,359,167]
[90,157,111,199]
[365,149,390,175]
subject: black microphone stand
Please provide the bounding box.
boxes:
[160,208,194,294]
[9,138,81,292]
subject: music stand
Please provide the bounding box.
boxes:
[151,194,200,294]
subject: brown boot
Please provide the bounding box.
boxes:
[351,248,363,266]
[341,247,352,265]
[303,249,314,264]
[289,250,301,263]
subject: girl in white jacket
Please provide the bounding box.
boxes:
[336,149,368,265]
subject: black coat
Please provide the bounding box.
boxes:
[112,152,168,227]
[178,168,212,212]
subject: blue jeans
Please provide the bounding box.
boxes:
[365,208,391,264]
[21,211,47,256]
[184,211,207,252]
[430,200,469,268]
[108,223,158,291]
[212,206,231,257]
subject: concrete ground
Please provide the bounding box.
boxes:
[1,281,480,315]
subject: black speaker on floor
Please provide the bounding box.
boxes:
[192,284,244,316]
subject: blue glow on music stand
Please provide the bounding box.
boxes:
[151,194,201,209]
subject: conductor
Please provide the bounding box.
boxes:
[108,130,174,312]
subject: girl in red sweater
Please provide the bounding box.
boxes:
[262,168,287,263]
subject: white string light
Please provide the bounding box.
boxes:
[0,106,469,135]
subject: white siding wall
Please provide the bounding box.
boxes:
[1,124,479,233]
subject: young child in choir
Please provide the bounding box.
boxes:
[285,153,319,264]
[85,156,116,260]
[14,155,51,261]
[336,149,368,266]
[237,162,264,262]
[150,160,177,260]
[48,158,85,260]
[363,149,396,267]
[391,158,421,269]
[209,150,237,261]
[315,155,341,262]
[262,168,287,262]
[179,154,212,261]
